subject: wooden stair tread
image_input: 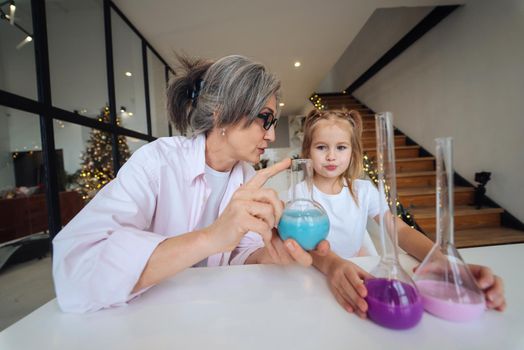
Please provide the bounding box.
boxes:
[409,205,504,219]
[396,156,434,162]
[398,186,472,196]
[453,227,524,248]
[362,135,405,141]
[396,171,436,177]
[364,145,419,152]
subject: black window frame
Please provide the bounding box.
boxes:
[0,0,175,239]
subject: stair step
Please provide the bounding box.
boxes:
[398,186,473,207]
[396,157,435,172]
[396,171,436,188]
[362,121,375,129]
[412,206,504,234]
[446,227,524,248]
[364,145,420,159]
[362,135,406,148]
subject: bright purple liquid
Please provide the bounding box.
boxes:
[365,278,424,330]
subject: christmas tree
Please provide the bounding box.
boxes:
[75,107,130,201]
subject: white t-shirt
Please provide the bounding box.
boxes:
[281,179,387,259]
[193,164,231,266]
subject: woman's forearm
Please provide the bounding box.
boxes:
[132,229,217,293]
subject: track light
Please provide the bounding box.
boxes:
[1,1,33,50]
[16,35,31,49]
[9,1,15,25]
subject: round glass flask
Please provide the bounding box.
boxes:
[278,159,329,250]
[413,137,485,321]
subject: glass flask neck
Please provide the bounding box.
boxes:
[375,112,401,263]
[291,159,315,203]
[436,137,454,247]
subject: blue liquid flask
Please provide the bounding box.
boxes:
[277,159,329,250]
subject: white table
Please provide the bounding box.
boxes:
[1,244,523,350]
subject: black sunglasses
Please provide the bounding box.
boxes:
[256,112,278,130]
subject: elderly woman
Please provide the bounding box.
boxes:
[52,55,328,313]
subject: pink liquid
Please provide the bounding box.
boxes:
[416,280,485,322]
[365,278,424,330]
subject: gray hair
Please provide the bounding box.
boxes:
[167,54,281,135]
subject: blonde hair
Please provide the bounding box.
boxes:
[301,109,363,204]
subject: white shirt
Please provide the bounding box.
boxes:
[282,179,386,259]
[193,165,231,267]
[52,135,264,313]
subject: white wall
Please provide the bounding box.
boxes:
[317,6,432,92]
[354,0,524,221]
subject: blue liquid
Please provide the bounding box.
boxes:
[278,209,330,250]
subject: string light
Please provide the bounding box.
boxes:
[308,93,325,110]
[363,153,419,229]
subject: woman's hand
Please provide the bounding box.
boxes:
[247,230,330,266]
[324,255,372,318]
[468,264,506,311]
[204,158,291,254]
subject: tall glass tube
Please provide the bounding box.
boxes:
[278,159,330,250]
[364,112,423,330]
[413,137,485,321]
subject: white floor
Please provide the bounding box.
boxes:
[0,255,55,331]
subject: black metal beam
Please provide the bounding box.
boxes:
[345,5,460,95]
[142,41,152,137]
[165,65,173,136]
[103,0,121,172]
[31,0,62,238]
[0,89,155,141]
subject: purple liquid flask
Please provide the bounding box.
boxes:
[413,137,485,322]
[364,112,423,330]
[278,159,330,250]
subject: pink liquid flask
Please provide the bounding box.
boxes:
[413,137,485,322]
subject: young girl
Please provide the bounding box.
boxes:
[296,108,506,318]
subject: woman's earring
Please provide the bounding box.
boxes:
[221,128,226,136]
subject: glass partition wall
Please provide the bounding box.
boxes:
[0,0,174,245]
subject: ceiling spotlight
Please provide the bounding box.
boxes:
[125,71,132,77]
[9,1,16,25]
[279,102,285,107]
[294,61,301,68]
[15,35,32,50]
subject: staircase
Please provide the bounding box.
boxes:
[318,94,524,248]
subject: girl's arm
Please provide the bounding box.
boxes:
[395,217,434,261]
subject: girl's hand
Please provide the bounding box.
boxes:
[326,257,372,318]
[248,230,330,266]
[204,158,291,254]
[468,264,506,311]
